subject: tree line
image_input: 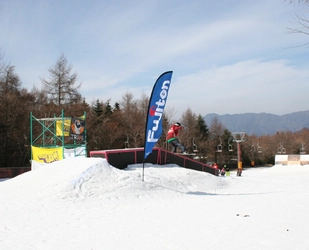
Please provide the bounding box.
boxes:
[1,52,309,169]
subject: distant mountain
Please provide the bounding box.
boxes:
[203,111,309,136]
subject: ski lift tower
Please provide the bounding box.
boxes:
[232,132,246,176]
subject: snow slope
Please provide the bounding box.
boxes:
[0,157,308,250]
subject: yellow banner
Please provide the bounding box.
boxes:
[32,146,63,163]
[56,119,71,136]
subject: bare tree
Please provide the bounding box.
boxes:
[286,0,309,3]
[286,0,309,46]
[120,92,145,148]
[0,50,7,72]
[0,65,30,167]
[41,54,81,106]
[28,86,48,111]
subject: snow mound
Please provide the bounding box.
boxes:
[128,163,229,195]
[0,158,230,200]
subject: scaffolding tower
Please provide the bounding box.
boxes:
[30,110,87,160]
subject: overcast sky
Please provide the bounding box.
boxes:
[1,0,308,118]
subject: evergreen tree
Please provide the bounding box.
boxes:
[195,114,209,140]
[104,100,113,117]
[114,102,120,111]
[92,99,103,117]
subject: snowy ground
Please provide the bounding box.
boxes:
[1,157,309,250]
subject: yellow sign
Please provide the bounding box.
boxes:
[56,115,85,136]
[56,119,71,136]
[32,146,63,163]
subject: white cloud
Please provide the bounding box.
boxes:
[169,59,309,116]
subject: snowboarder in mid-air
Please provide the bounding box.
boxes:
[166,122,187,154]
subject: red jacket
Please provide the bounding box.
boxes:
[166,124,182,142]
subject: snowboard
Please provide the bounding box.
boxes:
[175,153,196,156]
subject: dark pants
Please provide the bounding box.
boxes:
[169,139,185,153]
